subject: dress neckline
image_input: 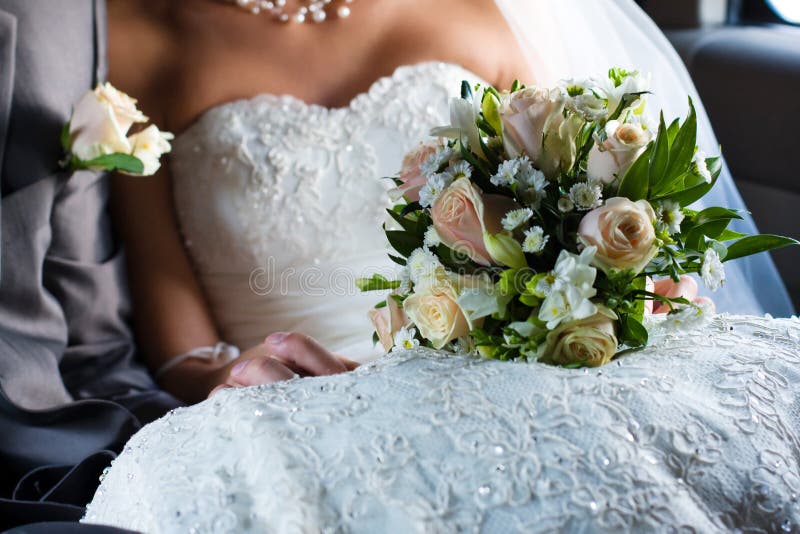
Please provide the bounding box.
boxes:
[173,61,483,142]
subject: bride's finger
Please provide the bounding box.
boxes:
[337,356,360,371]
[228,356,298,387]
[264,332,348,376]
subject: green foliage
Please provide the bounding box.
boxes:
[356,274,401,292]
[78,153,145,175]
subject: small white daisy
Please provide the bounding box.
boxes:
[418,173,452,208]
[568,181,603,211]
[522,226,549,254]
[392,326,420,352]
[420,146,454,178]
[502,208,534,231]
[557,195,575,213]
[658,200,685,235]
[693,150,713,184]
[448,160,473,180]
[407,248,443,285]
[423,226,441,249]
[700,248,725,291]
[491,158,520,187]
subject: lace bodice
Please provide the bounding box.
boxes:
[170,62,480,358]
[83,314,800,532]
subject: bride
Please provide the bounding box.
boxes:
[84,0,800,531]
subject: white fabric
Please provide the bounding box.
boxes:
[494,0,793,316]
[84,315,800,532]
[170,62,476,361]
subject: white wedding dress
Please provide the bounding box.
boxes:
[81,61,800,534]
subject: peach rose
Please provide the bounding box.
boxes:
[431,177,520,267]
[541,307,618,367]
[645,275,716,314]
[578,197,658,274]
[69,83,148,162]
[403,274,484,349]
[369,294,411,352]
[396,142,440,202]
[587,120,653,184]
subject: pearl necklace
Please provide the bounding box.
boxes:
[225,0,354,23]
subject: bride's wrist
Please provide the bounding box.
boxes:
[155,344,241,403]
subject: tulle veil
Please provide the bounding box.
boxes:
[493,0,794,316]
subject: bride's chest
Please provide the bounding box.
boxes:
[169,63,476,272]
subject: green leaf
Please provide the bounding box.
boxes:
[716,229,747,242]
[388,254,407,266]
[666,118,680,144]
[385,230,422,257]
[461,80,473,101]
[617,143,653,200]
[356,274,401,292]
[619,314,648,347]
[648,112,671,195]
[81,153,145,175]
[61,119,72,153]
[664,98,697,184]
[385,209,418,233]
[684,219,732,251]
[694,206,744,225]
[724,235,800,262]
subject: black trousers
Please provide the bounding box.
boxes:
[0,389,182,532]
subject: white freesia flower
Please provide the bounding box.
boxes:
[700,248,725,291]
[128,125,174,176]
[407,248,445,285]
[392,326,420,352]
[569,181,603,211]
[423,226,441,249]
[419,173,453,208]
[693,149,713,183]
[491,159,521,187]
[522,226,549,254]
[657,200,685,234]
[597,69,651,116]
[502,208,534,231]
[539,247,599,329]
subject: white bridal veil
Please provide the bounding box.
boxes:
[494,0,794,316]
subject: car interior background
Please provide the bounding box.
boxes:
[637,0,800,310]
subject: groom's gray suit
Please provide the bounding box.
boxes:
[0,0,180,529]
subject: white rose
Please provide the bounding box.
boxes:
[128,125,174,176]
[68,83,148,162]
[587,120,653,184]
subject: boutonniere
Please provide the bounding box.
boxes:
[60,83,173,176]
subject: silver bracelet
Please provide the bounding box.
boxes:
[154,342,241,379]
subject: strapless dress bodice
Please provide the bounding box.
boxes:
[170,62,482,359]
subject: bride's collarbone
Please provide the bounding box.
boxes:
[109,0,523,133]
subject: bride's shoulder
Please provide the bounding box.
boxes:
[107,0,177,122]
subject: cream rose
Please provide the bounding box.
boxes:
[541,307,618,367]
[128,125,174,176]
[431,177,521,267]
[396,142,439,202]
[369,293,411,352]
[578,197,658,274]
[587,120,653,184]
[69,83,148,161]
[500,87,559,162]
[403,274,484,349]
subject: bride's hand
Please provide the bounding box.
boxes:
[209,332,359,397]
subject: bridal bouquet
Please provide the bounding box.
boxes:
[358,69,797,367]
